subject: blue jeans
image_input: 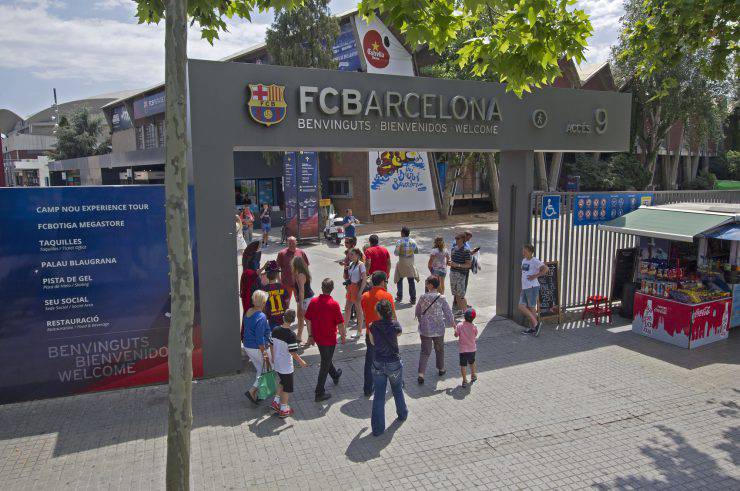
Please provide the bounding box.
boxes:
[371,359,408,436]
[396,278,416,302]
[363,341,375,396]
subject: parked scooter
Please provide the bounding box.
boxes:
[323,213,345,244]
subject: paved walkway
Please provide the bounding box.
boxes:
[1,315,738,490]
[1,221,739,489]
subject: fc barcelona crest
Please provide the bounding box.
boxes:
[247,83,287,127]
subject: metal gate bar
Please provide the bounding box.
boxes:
[529,190,740,311]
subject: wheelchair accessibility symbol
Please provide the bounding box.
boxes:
[541,195,560,220]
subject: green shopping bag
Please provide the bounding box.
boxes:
[256,368,278,400]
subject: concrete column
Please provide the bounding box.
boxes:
[496,151,534,323]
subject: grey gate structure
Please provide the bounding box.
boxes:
[185,59,632,378]
[529,190,740,310]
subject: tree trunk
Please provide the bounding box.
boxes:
[668,129,684,189]
[691,151,701,181]
[535,152,548,191]
[547,152,563,191]
[484,152,499,212]
[701,137,710,174]
[428,153,446,219]
[165,0,194,489]
[646,148,659,189]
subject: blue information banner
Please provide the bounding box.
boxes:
[132,90,166,119]
[283,152,298,237]
[333,22,361,72]
[573,192,653,226]
[297,151,319,238]
[0,186,177,403]
[110,105,132,131]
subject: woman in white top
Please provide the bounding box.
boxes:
[344,248,367,339]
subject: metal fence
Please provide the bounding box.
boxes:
[529,190,740,311]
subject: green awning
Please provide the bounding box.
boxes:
[598,208,734,242]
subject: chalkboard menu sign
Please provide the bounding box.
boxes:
[610,248,638,302]
[538,261,560,320]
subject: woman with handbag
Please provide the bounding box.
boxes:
[242,290,272,404]
[344,248,367,340]
[414,276,454,384]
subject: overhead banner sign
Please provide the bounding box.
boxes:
[110,105,132,131]
[333,21,361,72]
[354,16,414,75]
[0,186,202,404]
[133,90,165,119]
[189,59,632,152]
[369,151,436,215]
[574,193,653,226]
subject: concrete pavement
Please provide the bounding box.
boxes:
[1,222,738,490]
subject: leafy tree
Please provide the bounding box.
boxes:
[612,0,734,189]
[50,107,109,160]
[133,0,596,487]
[622,0,739,81]
[265,0,339,68]
[361,0,592,96]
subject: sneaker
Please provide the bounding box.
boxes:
[471,375,478,383]
[244,391,258,405]
[332,368,343,385]
[315,392,331,402]
[417,376,424,385]
[461,381,468,388]
[410,298,416,305]
[521,328,536,335]
[270,400,280,412]
[534,321,542,337]
[278,407,294,419]
[438,370,446,376]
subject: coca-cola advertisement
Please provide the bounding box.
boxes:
[689,299,732,348]
[632,292,731,349]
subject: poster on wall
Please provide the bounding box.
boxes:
[368,151,437,215]
[353,14,414,76]
[0,186,202,404]
[574,193,653,226]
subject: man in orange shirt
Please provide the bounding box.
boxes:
[361,271,396,397]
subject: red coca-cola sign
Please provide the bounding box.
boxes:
[362,30,389,69]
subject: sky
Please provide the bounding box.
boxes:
[0,0,624,118]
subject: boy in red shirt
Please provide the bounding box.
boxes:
[305,278,346,402]
[364,234,391,278]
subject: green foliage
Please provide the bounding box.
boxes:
[359,0,592,95]
[685,170,718,190]
[716,180,740,190]
[265,0,339,69]
[50,107,109,161]
[621,0,739,82]
[136,0,593,97]
[726,150,740,181]
[564,153,650,191]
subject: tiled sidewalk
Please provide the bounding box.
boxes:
[1,316,738,490]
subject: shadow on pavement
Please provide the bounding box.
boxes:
[345,420,403,463]
[593,424,740,490]
[0,315,737,459]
